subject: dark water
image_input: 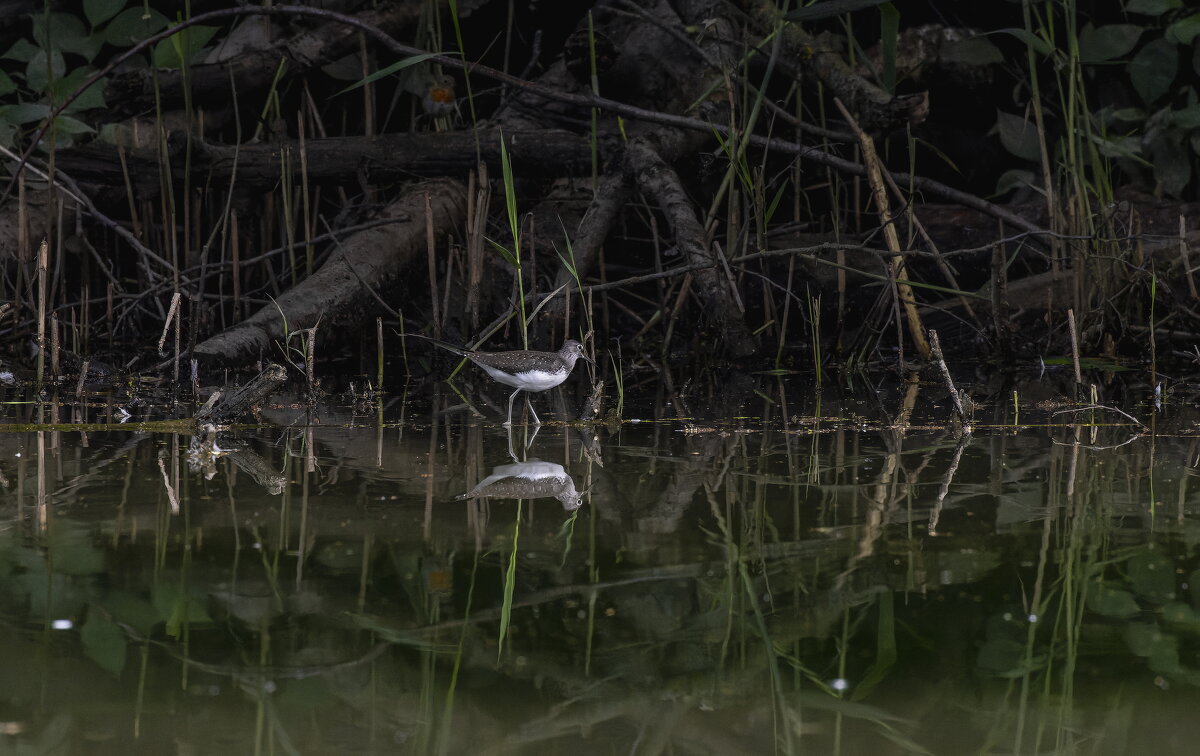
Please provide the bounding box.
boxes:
[3,377,1200,755]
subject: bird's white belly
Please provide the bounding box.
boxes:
[481,365,566,391]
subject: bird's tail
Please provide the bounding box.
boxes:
[406,332,472,358]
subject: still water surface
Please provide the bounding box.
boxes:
[2,379,1200,754]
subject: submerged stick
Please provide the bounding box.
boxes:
[195,362,288,423]
[928,330,966,422]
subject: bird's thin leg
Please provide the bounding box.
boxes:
[525,423,541,451]
[526,395,541,425]
[505,388,521,426]
[506,424,518,461]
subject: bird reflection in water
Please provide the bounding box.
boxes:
[457,459,583,511]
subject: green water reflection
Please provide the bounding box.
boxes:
[2,385,1200,754]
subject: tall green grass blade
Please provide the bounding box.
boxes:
[497,501,521,661]
[880,3,899,93]
[851,592,896,700]
[336,52,446,96]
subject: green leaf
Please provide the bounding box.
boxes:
[53,115,96,136]
[1129,38,1178,104]
[18,570,89,617]
[1151,132,1190,197]
[994,168,1035,196]
[785,0,890,22]
[995,110,1041,161]
[85,0,127,27]
[153,24,219,69]
[1078,24,1143,63]
[1125,0,1183,16]
[32,13,84,52]
[81,609,127,675]
[1092,133,1147,163]
[1166,13,1200,46]
[26,49,66,94]
[102,590,160,635]
[1124,622,1177,658]
[152,581,212,639]
[941,37,1003,66]
[0,102,51,124]
[1172,104,1200,130]
[499,132,519,249]
[986,27,1054,56]
[0,70,15,97]
[28,12,103,63]
[486,237,519,268]
[3,37,40,62]
[105,7,170,47]
[1128,549,1177,602]
[50,68,107,112]
[47,520,104,575]
[336,52,445,96]
[764,179,789,224]
[976,637,1031,677]
[1162,601,1200,633]
[1087,583,1141,618]
[1109,107,1146,123]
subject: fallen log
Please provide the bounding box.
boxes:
[101,0,488,118]
[627,137,758,358]
[54,129,596,191]
[192,177,466,365]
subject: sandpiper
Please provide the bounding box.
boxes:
[457,459,583,511]
[412,336,592,425]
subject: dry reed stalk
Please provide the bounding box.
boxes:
[106,282,114,347]
[777,254,795,361]
[18,171,28,259]
[231,210,242,322]
[466,164,490,330]
[159,291,181,354]
[76,360,88,399]
[359,33,375,138]
[991,236,1011,357]
[298,113,314,277]
[376,317,384,388]
[881,168,978,324]
[1180,214,1197,299]
[305,327,316,389]
[441,233,456,327]
[597,243,610,339]
[36,238,47,390]
[50,314,60,377]
[527,213,538,321]
[174,292,183,385]
[833,98,931,360]
[1067,308,1082,385]
[662,273,693,357]
[425,192,441,335]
